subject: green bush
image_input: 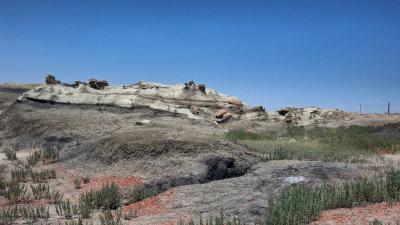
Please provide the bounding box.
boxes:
[41,145,61,164]
[130,182,171,203]
[3,148,16,160]
[100,209,122,225]
[80,182,122,210]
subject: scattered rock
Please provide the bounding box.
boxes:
[289,138,297,143]
[88,79,109,90]
[198,84,206,94]
[72,81,82,88]
[45,74,61,85]
[135,119,151,125]
[190,105,199,114]
[216,109,228,118]
[227,96,242,106]
[285,176,306,184]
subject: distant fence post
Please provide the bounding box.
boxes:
[388,101,391,114]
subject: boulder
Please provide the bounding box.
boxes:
[217,112,232,123]
[45,74,61,85]
[72,81,82,88]
[190,105,199,114]
[198,84,206,94]
[215,109,228,118]
[88,79,109,90]
[227,96,242,106]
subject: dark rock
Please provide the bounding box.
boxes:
[88,79,109,90]
[198,84,206,94]
[45,74,60,85]
[72,81,82,88]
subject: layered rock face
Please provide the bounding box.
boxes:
[18,76,267,122]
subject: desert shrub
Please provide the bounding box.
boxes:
[11,167,31,182]
[19,205,50,223]
[123,208,137,220]
[26,151,41,167]
[0,178,6,195]
[82,175,90,184]
[80,182,122,210]
[31,183,49,200]
[100,209,122,225]
[78,199,92,219]
[0,206,18,225]
[47,190,64,204]
[3,148,16,160]
[30,168,57,183]
[74,177,82,189]
[4,183,29,204]
[41,145,61,164]
[0,164,6,174]
[56,199,74,219]
[130,182,171,203]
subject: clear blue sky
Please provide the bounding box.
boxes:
[1,0,399,113]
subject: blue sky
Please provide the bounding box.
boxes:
[1,0,399,113]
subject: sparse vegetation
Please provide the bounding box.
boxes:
[263,168,400,225]
[79,182,122,210]
[74,177,81,189]
[3,147,16,160]
[41,145,62,164]
[82,175,90,184]
[227,126,400,162]
[100,209,123,225]
[130,182,171,203]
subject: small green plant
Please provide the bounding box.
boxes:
[100,209,122,225]
[80,182,122,210]
[74,177,82,189]
[47,190,64,204]
[26,151,41,167]
[0,164,6,174]
[11,167,32,182]
[30,168,57,183]
[4,183,28,204]
[31,183,50,200]
[123,208,137,220]
[3,148,16,160]
[82,175,90,184]
[56,199,74,219]
[41,145,61,164]
[130,182,171,203]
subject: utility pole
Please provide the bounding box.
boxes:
[388,101,391,114]
[360,104,361,114]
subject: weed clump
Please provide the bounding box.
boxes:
[130,182,171,203]
[79,182,122,210]
[3,148,16,160]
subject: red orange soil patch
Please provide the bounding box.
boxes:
[314,202,400,225]
[121,188,178,219]
[79,176,141,191]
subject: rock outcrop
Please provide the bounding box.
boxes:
[18,75,260,122]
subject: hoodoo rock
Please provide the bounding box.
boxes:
[45,74,61,85]
[88,79,109,89]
